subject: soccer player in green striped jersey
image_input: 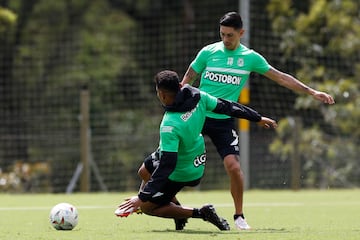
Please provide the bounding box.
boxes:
[116,70,277,231]
[181,11,335,230]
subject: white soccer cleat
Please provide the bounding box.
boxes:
[114,206,142,217]
[234,216,251,230]
[114,206,134,217]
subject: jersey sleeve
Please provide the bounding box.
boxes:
[138,123,180,202]
[212,98,262,122]
[251,51,271,74]
[159,125,179,153]
[190,47,210,74]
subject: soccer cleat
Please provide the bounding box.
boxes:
[200,204,230,231]
[234,215,251,230]
[114,207,142,217]
[174,218,188,230]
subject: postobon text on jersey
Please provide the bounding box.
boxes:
[204,71,241,85]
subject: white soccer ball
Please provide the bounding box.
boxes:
[49,202,78,230]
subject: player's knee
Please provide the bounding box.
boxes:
[224,156,241,173]
[140,206,150,215]
[137,164,143,177]
[140,204,156,216]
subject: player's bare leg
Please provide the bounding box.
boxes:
[223,154,250,230]
[141,201,230,231]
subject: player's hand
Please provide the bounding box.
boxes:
[312,91,335,104]
[257,117,278,129]
[118,196,142,213]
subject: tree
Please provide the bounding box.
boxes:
[268,0,360,188]
[0,0,151,191]
[0,0,38,167]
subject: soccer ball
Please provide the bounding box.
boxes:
[49,202,78,230]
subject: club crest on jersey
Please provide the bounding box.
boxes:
[237,58,244,67]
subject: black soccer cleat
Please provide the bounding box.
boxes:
[200,204,230,230]
[174,218,188,230]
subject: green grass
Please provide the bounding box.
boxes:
[0,189,359,240]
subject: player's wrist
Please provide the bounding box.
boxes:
[306,87,316,96]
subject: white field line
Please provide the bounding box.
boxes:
[0,206,113,211]
[0,201,359,211]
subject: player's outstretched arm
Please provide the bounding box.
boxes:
[264,67,335,104]
[213,98,277,128]
[213,98,262,122]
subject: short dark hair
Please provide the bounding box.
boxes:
[154,70,180,94]
[219,12,243,29]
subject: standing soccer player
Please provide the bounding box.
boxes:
[116,70,277,231]
[181,11,335,230]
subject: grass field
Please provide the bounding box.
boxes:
[0,189,359,240]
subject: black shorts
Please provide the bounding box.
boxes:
[148,178,201,206]
[143,149,201,205]
[202,117,239,159]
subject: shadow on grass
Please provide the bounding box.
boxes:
[152,229,237,235]
[152,228,291,235]
[245,228,292,233]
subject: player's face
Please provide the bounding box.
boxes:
[155,86,161,101]
[219,26,244,50]
[155,86,166,105]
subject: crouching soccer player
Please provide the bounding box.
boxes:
[116,70,277,231]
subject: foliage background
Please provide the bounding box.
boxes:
[0,0,358,192]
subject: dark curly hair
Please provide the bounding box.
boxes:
[154,70,180,94]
